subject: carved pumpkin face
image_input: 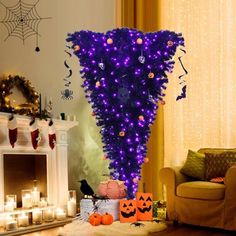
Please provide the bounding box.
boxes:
[136,192,153,221]
[119,200,137,223]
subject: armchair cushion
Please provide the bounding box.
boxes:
[176,181,225,200]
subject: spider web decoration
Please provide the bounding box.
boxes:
[0,0,51,52]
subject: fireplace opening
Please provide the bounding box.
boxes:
[3,154,47,207]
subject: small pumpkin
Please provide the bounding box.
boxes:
[89,212,102,226]
[102,212,113,225]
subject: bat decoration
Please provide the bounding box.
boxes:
[176,48,188,101]
[176,85,187,101]
[62,45,73,100]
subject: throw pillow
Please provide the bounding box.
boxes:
[205,152,236,180]
[210,177,225,184]
[180,150,205,180]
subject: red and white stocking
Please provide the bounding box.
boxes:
[29,119,40,150]
[8,116,17,148]
[48,120,56,149]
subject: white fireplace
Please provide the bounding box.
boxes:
[0,112,78,211]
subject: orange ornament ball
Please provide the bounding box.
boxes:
[101,212,114,225]
[133,177,139,183]
[95,81,101,88]
[160,100,166,105]
[74,45,80,51]
[138,115,144,121]
[144,157,149,163]
[102,155,107,160]
[167,40,174,47]
[136,38,143,44]
[107,38,113,44]
[119,131,125,137]
[89,212,102,226]
[148,72,155,79]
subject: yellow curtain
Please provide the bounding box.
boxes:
[160,0,236,167]
[116,0,164,200]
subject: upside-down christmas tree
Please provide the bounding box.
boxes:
[67,28,186,198]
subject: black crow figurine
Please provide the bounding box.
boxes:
[79,179,95,198]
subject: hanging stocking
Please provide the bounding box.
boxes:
[8,115,17,148]
[48,120,56,149]
[29,119,40,149]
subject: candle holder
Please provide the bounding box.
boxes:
[39,197,48,207]
[5,215,17,231]
[43,207,54,222]
[22,190,32,209]
[32,208,42,225]
[6,195,17,209]
[56,208,66,221]
[18,212,29,227]
[67,190,77,217]
[4,201,14,212]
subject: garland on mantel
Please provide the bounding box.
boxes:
[0,75,39,115]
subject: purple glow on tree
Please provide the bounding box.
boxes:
[67,28,185,198]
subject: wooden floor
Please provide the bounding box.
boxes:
[22,222,236,236]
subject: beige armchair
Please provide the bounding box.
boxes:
[160,149,236,231]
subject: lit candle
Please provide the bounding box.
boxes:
[56,208,66,221]
[33,208,42,225]
[22,193,32,208]
[31,187,40,206]
[4,202,14,212]
[67,198,77,217]
[18,213,29,227]
[5,216,17,231]
[39,198,48,207]
[6,195,17,209]
[43,208,54,222]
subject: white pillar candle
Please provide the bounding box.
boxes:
[67,198,76,217]
[56,208,66,221]
[43,208,54,222]
[31,187,40,206]
[18,213,29,227]
[22,193,32,208]
[4,202,14,212]
[33,208,42,224]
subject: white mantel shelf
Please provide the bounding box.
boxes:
[0,112,78,212]
[0,112,77,131]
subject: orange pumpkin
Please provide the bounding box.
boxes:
[119,200,137,223]
[89,212,102,226]
[136,192,153,221]
[101,212,113,225]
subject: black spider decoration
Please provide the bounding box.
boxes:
[61,89,73,100]
[130,222,145,227]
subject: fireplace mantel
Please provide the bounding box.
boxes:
[0,112,78,211]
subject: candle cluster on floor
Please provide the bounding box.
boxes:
[67,28,185,198]
[0,189,77,232]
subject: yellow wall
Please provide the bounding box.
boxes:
[0,0,116,199]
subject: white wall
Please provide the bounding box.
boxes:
[0,0,116,199]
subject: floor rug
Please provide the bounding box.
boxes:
[59,220,167,236]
